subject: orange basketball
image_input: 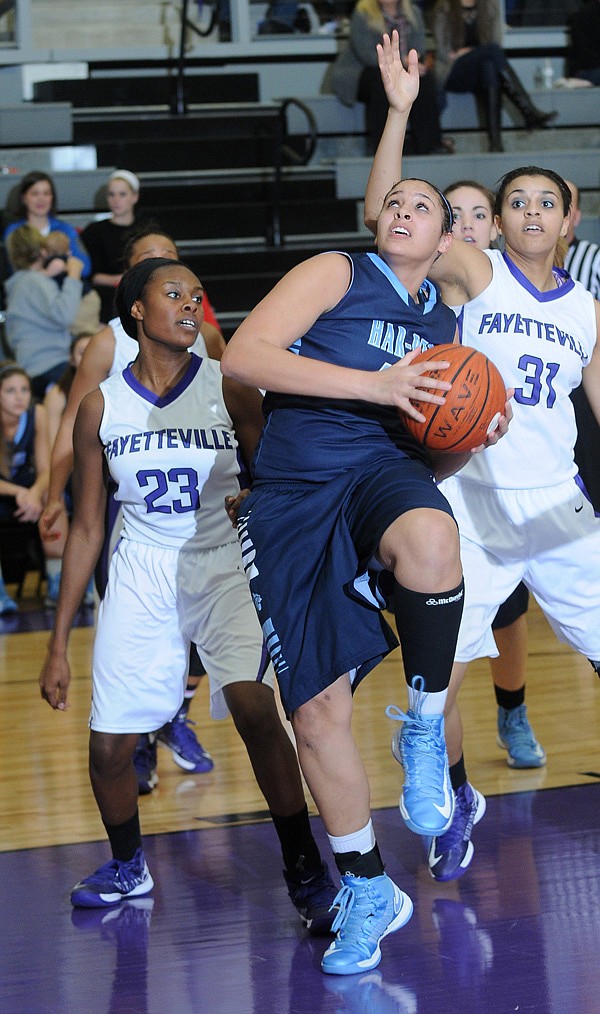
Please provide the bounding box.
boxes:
[403,344,506,453]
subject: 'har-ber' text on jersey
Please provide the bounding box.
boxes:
[256,251,457,480]
[99,354,240,550]
[457,250,597,489]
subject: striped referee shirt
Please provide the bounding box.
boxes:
[565,237,600,300]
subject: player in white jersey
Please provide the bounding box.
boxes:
[39,258,338,929]
[364,32,600,882]
[444,179,544,772]
[40,230,224,784]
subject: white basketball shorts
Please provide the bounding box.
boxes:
[90,538,274,733]
[441,474,600,663]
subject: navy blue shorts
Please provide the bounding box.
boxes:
[492,581,530,630]
[238,453,455,714]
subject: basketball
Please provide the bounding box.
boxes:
[403,344,506,453]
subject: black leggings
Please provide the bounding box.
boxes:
[445,42,506,93]
[358,65,443,154]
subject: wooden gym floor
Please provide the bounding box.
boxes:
[1,579,599,1012]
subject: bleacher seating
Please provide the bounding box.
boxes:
[1,53,598,335]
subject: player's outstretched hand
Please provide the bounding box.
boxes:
[39,653,71,710]
[469,390,514,454]
[225,489,251,528]
[377,33,420,114]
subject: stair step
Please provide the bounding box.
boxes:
[33,74,259,107]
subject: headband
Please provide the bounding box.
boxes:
[436,188,454,231]
[108,169,140,193]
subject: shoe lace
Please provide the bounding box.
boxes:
[504,707,537,748]
[330,881,388,955]
[169,716,205,756]
[386,704,446,795]
[91,853,144,891]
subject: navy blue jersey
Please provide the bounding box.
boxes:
[256,251,456,480]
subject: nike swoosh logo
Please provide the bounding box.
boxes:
[575,504,583,513]
[432,770,453,818]
[433,797,453,818]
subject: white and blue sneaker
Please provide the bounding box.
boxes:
[497,704,546,768]
[387,677,454,836]
[428,782,486,882]
[44,572,61,608]
[321,873,413,976]
[70,848,154,908]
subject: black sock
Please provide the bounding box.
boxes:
[393,581,464,693]
[103,810,142,862]
[333,843,384,879]
[270,805,322,875]
[495,685,525,710]
[450,755,467,793]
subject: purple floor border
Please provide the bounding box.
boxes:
[2,783,600,1013]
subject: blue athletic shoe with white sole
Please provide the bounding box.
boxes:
[70,848,154,908]
[157,715,214,773]
[284,860,338,935]
[428,782,486,882]
[321,873,413,976]
[497,704,546,768]
[387,677,454,836]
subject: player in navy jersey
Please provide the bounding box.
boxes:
[365,32,600,885]
[221,139,509,971]
[38,258,338,931]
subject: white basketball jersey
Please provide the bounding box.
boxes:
[99,354,239,550]
[456,249,597,488]
[108,317,207,377]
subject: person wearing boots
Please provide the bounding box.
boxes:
[328,0,453,155]
[431,0,556,152]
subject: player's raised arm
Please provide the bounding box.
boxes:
[581,302,600,425]
[364,33,420,234]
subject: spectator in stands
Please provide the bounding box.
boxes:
[3,225,84,398]
[0,361,51,615]
[327,0,452,154]
[41,334,95,608]
[257,1,310,33]
[81,170,154,325]
[568,0,600,86]
[3,171,91,278]
[431,0,556,151]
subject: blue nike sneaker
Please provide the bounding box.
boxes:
[157,714,214,773]
[321,873,413,976]
[497,704,546,768]
[387,677,454,836]
[428,782,486,882]
[283,860,338,935]
[70,848,154,908]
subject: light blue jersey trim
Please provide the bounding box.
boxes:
[366,252,438,314]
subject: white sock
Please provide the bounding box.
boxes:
[45,558,61,578]
[409,685,448,716]
[328,818,375,856]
